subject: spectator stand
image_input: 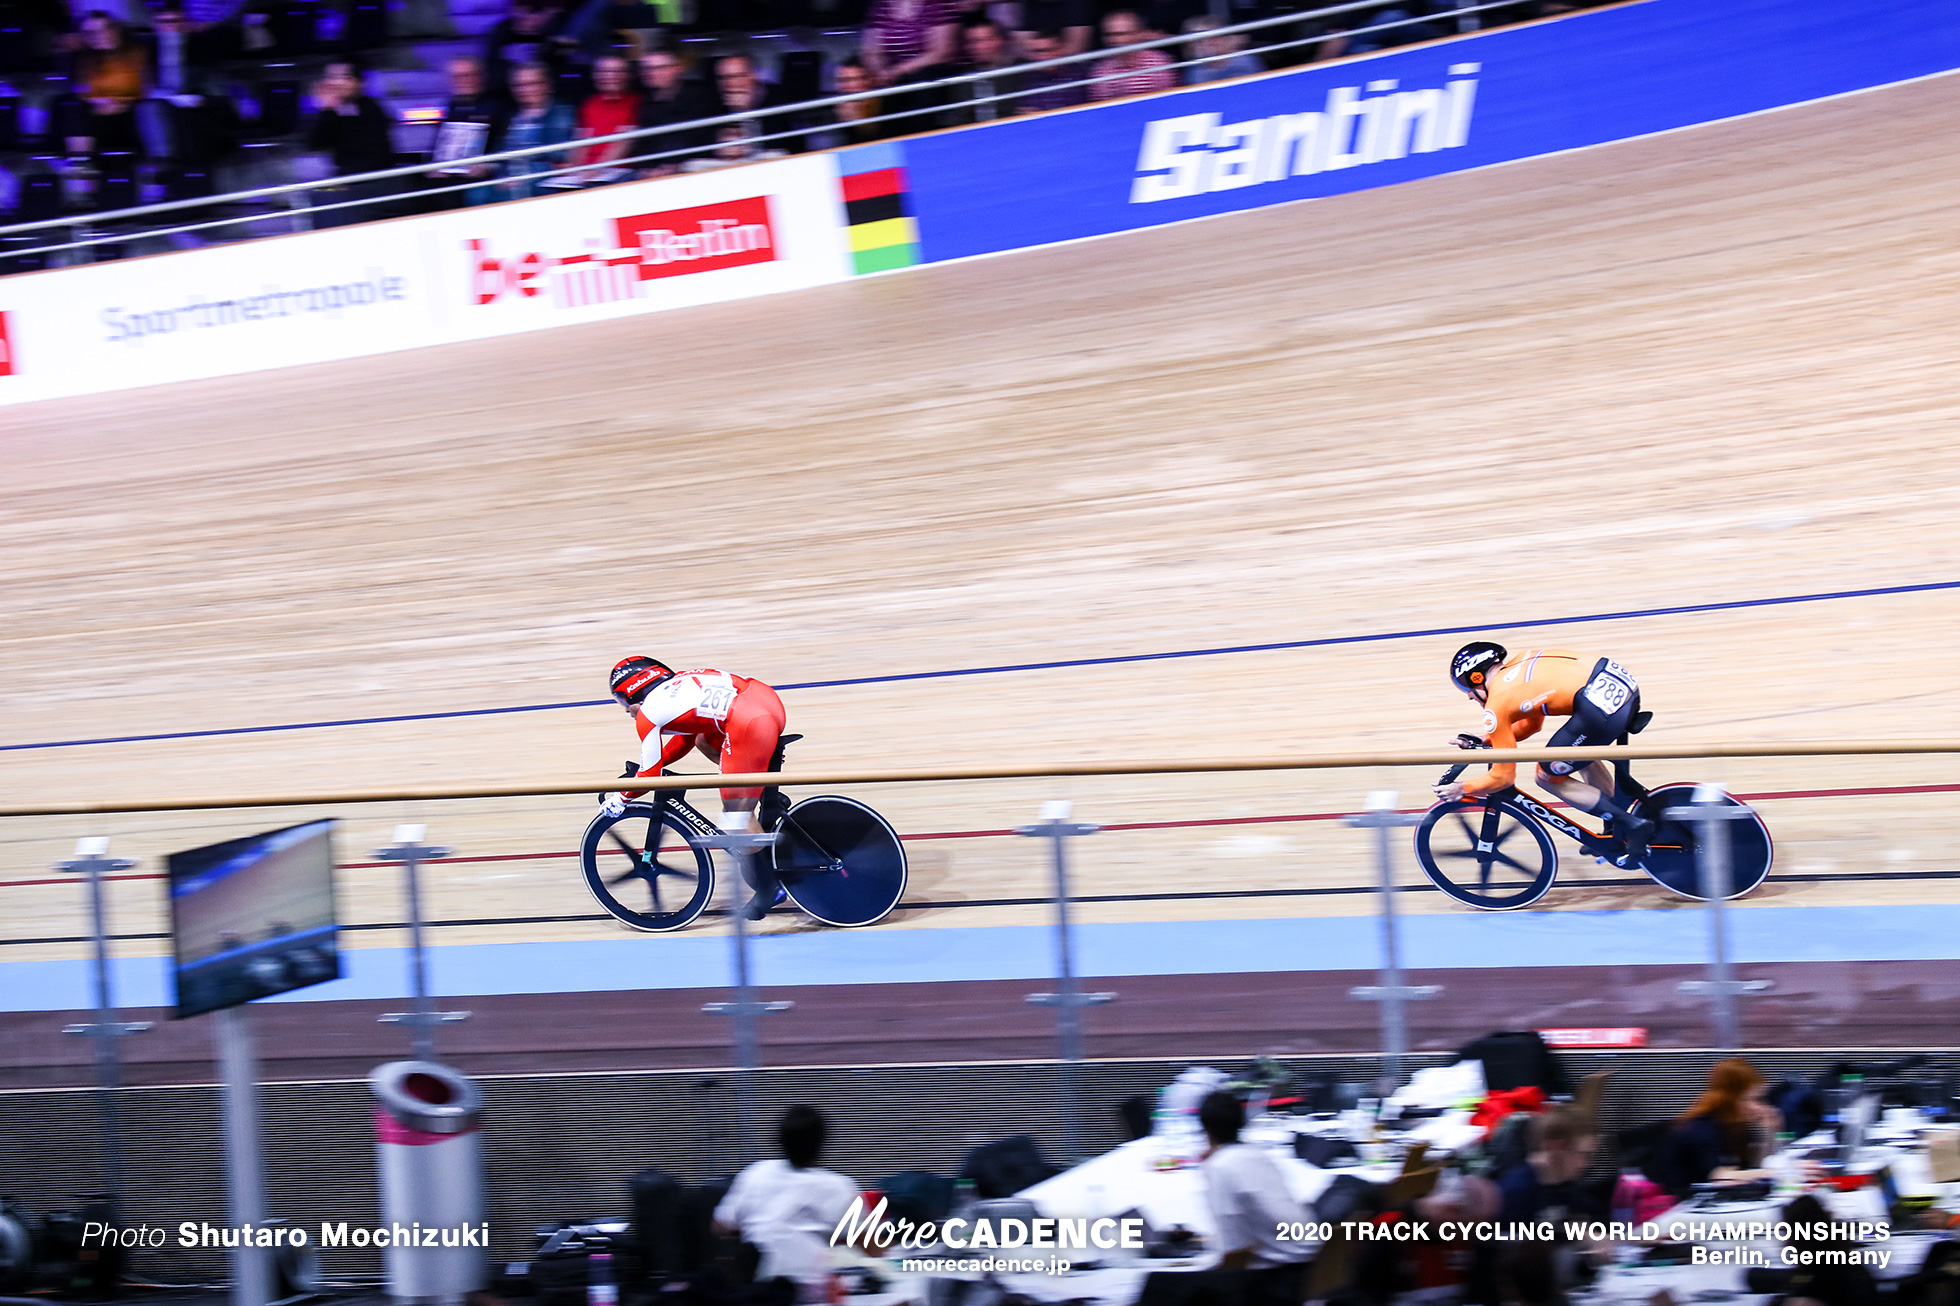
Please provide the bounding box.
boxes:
[0,0,1600,264]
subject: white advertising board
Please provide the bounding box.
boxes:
[0,153,852,405]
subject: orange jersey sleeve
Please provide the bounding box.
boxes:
[1460,650,1594,797]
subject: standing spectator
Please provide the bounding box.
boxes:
[306,60,396,225]
[489,62,576,200]
[1180,14,1263,82]
[636,48,712,169]
[66,12,148,155]
[483,0,568,101]
[938,18,1018,123]
[572,53,641,171]
[860,0,957,86]
[1010,28,1085,113]
[1194,1092,1311,1306]
[1011,0,1091,57]
[1655,1057,1781,1196]
[1087,8,1174,99]
[714,1106,861,1304]
[139,4,227,163]
[801,56,885,150]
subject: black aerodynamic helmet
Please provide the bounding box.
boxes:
[609,655,675,708]
[1449,641,1507,693]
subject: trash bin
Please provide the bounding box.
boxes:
[369,1060,487,1304]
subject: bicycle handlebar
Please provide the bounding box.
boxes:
[1437,735,1492,786]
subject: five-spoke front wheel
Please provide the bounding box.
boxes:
[580,802,718,931]
[1413,797,1559,910]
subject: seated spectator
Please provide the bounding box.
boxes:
[1012,0,1091,57]
[1656,1057,1780,1196]
[66,12,147,155]
[1354,1171,1503,1303]
[802,56,886,151]
[573,53,641,171]
[306,60,397,226]
[1010,28,1086,113]
[939,19,1018,124]
[680,122,788,170]
[637,48,713,169]
[1087,9,1174,100]
[1180,15,1263,83]
[1195,1091,1311,1306]
[486,62,576,200]
[1775,1194,1880,1306]
[714,1105,860,1304]
[712,54,797,154]
[424,57,503,205]
[1495,1106,1603,1223]
[860,0,958,87]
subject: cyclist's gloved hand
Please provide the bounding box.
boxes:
[600,794,628,820]
[1449,733,1488,751]
[1433,781,1467,804]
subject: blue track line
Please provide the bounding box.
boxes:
[8,577,1958,754]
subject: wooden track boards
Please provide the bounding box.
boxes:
[3,74,1959,961]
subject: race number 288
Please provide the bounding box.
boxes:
[1582,661,1636,713]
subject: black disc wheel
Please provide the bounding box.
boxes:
[580,802,717,931]
[1634,783,1773,900]
[773,796,907,927]
[1414,797,1559,910]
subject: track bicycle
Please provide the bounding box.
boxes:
[1411,723,1773,910]
[577,735,908,932]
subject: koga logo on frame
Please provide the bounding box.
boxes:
[468,195,778,310]
[1130,62,1480,202]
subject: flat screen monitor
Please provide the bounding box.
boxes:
[168,819,341,1019]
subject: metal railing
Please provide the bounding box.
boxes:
[5,738,1951,1197]
[0,0,1530,262]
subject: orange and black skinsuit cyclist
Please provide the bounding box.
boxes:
[1434,642,1654,867]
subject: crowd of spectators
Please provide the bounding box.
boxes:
[692,1054,1903,1306]
[0,0,1599,222]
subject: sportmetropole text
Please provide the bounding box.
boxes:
[81,1222,491,1249]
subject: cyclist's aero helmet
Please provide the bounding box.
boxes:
[1449,641,1507,693]
[609,655,675,709]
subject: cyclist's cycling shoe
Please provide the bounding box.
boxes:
[740,884,788,920]
[1611,812,1656,868]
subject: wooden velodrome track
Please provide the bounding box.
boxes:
[4,72,1960,990]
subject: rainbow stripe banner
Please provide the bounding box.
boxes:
[836,144,920,275]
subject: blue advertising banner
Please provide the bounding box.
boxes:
[897,0,1960,263]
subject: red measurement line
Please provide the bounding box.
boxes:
[2,781,1951,889]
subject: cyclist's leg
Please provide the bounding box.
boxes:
[1541,661,1649,862]
[715,684,786,825]
[719,686,787,918]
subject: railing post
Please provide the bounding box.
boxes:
[1018,801,1114,1166]
[1668,784,1772,1051]
[214,1005,273,1306]
[372,825,470,1058]
[1345,792,1437,1090]
[57,837,152,1221]
[694,823,793,1168]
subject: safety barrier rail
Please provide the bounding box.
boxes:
[0,0,1530,261]
[7,737,1956,1173]
[3,737,1956,816]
